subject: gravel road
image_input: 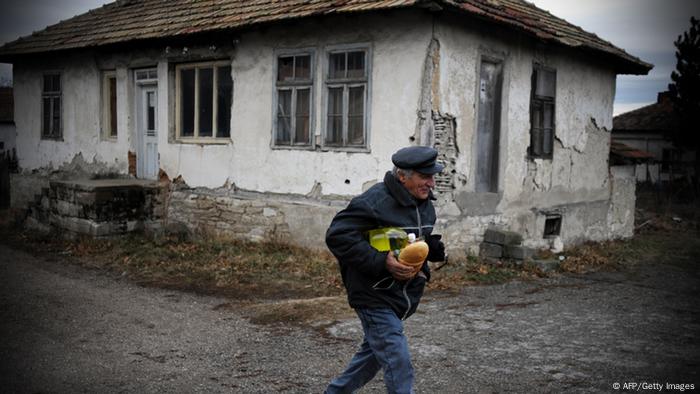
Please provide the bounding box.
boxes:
[1,243,698,393]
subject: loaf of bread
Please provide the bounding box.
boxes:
[398,241,429,274]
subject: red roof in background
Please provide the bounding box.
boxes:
[610,140,654,164]
[613,92,679,133]
[0,0,651,75]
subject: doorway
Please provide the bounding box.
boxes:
[135,69,158,180]
[475,59,503,193]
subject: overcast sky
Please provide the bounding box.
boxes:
[1,0,698,115]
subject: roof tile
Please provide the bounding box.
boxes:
[0,0,651,74]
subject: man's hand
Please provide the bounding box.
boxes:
[385,252,415,281]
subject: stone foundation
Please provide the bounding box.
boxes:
[26,179,164,237]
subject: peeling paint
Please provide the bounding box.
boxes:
[415,38,441,146]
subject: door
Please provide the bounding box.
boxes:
[137,85,158,179]
[475,60,503,193]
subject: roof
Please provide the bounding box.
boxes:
[613,92,679,133]
[0,0,651,74]
[609,140,654,164]
[0,87,13,124]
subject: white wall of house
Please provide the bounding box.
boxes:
[430,15,618,249]
[13,53,129,175]
[9,8,631,252]
[157,10,431,194]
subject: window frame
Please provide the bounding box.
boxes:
[41,72,62,140]
[101,70,118,140]
[272,48,316,149]
[174,60,233,144]
[528,65,556,159]
[321,43,371,152]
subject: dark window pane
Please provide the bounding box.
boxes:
[181,68,195,136]
[44,74,60,92]
[348,86,364,145]
[348,86,364,116]
[278,56,294,81]
[535,68,555,98]
[329,53,346,79]
[327,87,343,144]
[295,88,310,144]
[530,101,542,156]
[43,97,51,136]
[199,68,213,137]
[109,77,117,137]
[217,66,232,138]
[543,102,553,129]
[52,97,61,136]
[276,89,292,144]
[52,74,60,92]
[543,102,554,155]
[295,55,310,79]
[347,51,365,78]
[147,92,155,133]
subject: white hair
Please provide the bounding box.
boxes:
[392,167,414,179]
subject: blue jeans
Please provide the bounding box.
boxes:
[326,307,414,394]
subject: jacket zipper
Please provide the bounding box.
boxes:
[401,282,411,320]
[402,205,423,320]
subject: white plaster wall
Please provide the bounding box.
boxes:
[157,10,432,194]
[436,17,616,207]
[13,53,130,175]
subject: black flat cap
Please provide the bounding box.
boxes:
[391,146,444,174]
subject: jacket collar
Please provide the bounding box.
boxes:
[383,171,435,207]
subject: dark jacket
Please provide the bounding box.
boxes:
[326,171,436,320]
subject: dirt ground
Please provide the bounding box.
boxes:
[1,238,698,393]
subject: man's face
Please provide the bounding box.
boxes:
[399,171,436,200]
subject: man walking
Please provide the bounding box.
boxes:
[325,146,446,393]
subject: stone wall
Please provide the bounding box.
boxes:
[607,165,637,239]
[26,179,163,237]
[165,188,341,249]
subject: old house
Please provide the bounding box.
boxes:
[613,92,695,184]
[0,0,651,256]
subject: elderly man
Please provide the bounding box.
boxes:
[325,146,446,394]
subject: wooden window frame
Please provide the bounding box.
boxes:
[101,71,118,140]
[272,49,315,149]
[322,44,371,152]
[175,61,233,143]
[529,65,556,159]
[41,72,62,140]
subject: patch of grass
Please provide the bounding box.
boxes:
[2,229,344,300]
[558,228,700,274]
[428,255,542,290]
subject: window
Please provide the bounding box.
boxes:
[274,52,313,146]
[324,47,369,148]
[529,66,556,158]
[102,71,118,139]
[175,61,232,140]
[544,214,562,237]
[42,73,62,139]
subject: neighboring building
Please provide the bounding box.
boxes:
[0,87,15,153]
[0,0,651,254]
[613,92,695,184]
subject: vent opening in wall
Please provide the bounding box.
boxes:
[544,214,562,238]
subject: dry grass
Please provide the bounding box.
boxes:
[2,190,698,326]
